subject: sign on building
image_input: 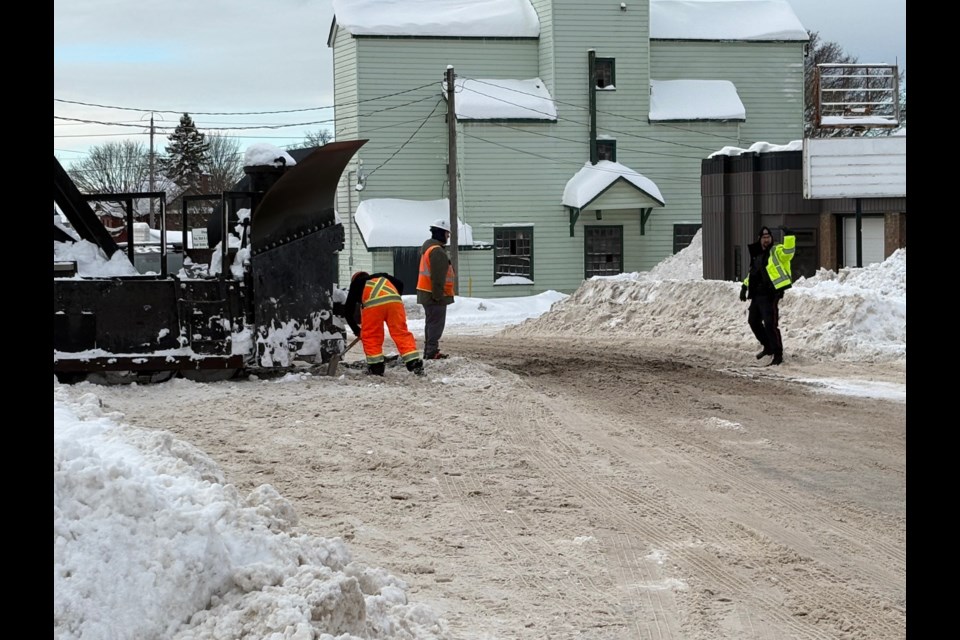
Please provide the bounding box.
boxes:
[191,228,209,249]
[803,137,906,200]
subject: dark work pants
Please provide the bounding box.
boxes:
[748,296,783,356]
[422,304,447,358]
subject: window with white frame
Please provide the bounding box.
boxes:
[494,227,533,281]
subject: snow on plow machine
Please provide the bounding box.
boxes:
[53,140,367,383]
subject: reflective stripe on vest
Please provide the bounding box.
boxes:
[361,276,402,308]
[416,245,455,296]
[768,243,794,290]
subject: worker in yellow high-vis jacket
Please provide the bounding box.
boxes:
[739,225,795,366]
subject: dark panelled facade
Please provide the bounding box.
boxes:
[701,150,906,281]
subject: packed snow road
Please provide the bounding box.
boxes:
[92,334,906,640]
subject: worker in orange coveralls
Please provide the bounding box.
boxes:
[343,271,424,376]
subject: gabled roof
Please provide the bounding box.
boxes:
[651,0,808,42]
[650,79,745,122]
[331,0,540,38]
[562,161,666,210]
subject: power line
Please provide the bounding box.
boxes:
[462,76,749,146]
[54,115,338,131]
[55,77,764,177]
[459,131,700,183]
[52,83,438,116]
[365,98,445,179]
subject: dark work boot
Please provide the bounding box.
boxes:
[366,362,385,376]
[756,349,771,360]
[768,353,783,366]
[406,359,424,376]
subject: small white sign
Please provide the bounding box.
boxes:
[803,137,906,199]
[191,228,209,249]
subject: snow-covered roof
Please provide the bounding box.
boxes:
[332,0,540,37]
[650,79,745,121]
[355,198,477,248]
[331,0,804,42]
[651,0,808,41]
[821,115,900,128]
[244,143,296,167]
[451,78,557,121]
[562,161,665,209]
[707,140,803,158]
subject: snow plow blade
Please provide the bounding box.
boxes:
[247,140,367,367]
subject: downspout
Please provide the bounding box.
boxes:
[346,169,355,271]
[588,49,597,165]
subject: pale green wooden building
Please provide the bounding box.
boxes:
[328,0,808,297]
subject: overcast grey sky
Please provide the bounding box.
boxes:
[53,0,906,166]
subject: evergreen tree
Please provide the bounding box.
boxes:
[161,113,210,194]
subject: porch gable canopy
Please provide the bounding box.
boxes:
[354,198,477,249]
[562,161,665,236]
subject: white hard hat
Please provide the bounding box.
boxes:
[430,218,451,232]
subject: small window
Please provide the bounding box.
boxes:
[594,58,616,90]
[494,227,533,281]
[597,140,617,162]
[673,223,701,253]
[584,226,623,278]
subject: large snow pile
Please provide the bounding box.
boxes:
[508,233,905,364]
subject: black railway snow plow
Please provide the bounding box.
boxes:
[53,140,366,383]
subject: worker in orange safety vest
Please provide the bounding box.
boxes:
[343,271,423,376]
[416,218,456,360]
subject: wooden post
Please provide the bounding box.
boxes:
[588,49,597,165]
[446,65,460,294]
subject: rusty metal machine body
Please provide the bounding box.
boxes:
[53,140,366,383]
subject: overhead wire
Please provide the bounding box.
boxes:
[52,83,438,116]
[462,76,751,145]
[456,79,740,153]
[56,75,750,182]
[364,97,445,179]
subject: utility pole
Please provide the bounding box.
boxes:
[446,65,460,294]
[149,113,156,228]
[588,49,598,165]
